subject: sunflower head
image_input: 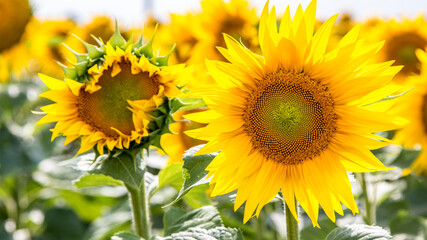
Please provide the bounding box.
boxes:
[37,23,188,156]
[363,16,427,80]
[29,19,76,78]
[0,0,31,53]
[392,48,427,175]
[185,0,404,226]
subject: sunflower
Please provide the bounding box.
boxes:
[0,0,31,53]
[392,49,427,175]
[0,0,32,82]
[185,1,405,226]
[362,16,427,81]
[29,19,76,78]
[161,109,208,164]
[195,0,259,62]
[37,28,187,156]
[159,13,201,65]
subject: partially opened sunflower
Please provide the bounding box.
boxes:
[37,26,187,156]
[185,1,405,226]
[393,48,427,175]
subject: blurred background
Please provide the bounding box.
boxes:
[33,0,427,26]
[2,0,427,240]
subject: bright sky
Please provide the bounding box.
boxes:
[31,0,427,27]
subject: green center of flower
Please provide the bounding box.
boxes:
[78,61,159,138]
[243,69,337,165]
[387,32,427,75]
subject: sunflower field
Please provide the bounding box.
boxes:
[2,0,427,239]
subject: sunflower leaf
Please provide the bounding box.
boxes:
[325,224,391,240]
[153,227,243,240]
[73,173,123,188]
[88,152,145,190]
[164,145,217,207]
[164,206,222,235]
[111,232,143,240]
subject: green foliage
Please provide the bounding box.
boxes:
[158,206,242,240]
[111,232,143,240]
[301,218,337,240]
[152,227,243,240]
[389,211,426,238]
[164,206,222,235]
[38,207,85,240]
[74,174,123,188]
[167,145,217,207]
[325,224,391,240]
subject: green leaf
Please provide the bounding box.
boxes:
[153,227,243,240]
[83,202,131,240]
[389,211,426,237]
[111,232,143,240]
[74,174,123,188]
[88,152,144,190]
[376,199,409,227]
[301,218,337,240]
[40,207,85,240]
[165,206,222,236]
[326,224,391,240]
[390,148,420,169]
[167,145,217,207]
[158,163,184,190]
[163,207,187,232]
[182,184,212,208]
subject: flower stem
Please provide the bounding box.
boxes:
[125,174,151,239]
[359,172,376,225]
[285,200,299,240]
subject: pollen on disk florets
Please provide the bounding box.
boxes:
[37,22,187,155]
[243,68,338,165]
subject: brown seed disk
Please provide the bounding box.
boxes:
[77,59,159,138]
[242,68,338,165]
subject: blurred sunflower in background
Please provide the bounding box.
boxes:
[363,16,427,82]
[158,13,201,65]
[186,1,405,226]
[161,108,208,164]
[29,19,76,78]
[195,0,259,62]
[0,0,32,82]
[392,48,427,175]
[37,28,187,155]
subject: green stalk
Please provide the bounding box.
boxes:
[285,200,299,240]
[125,174,151,239]
[359,172,376,225]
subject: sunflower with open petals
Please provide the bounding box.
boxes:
[37,29,187,156]
[362,16,427,81]
[185,1,405,226]
[393,49,427,175]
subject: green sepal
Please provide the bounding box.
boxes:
[169,98,187,114]
[58,62,78,79]
[133,35,144,50]
[137,24,157,59]
[155,43,175,67]
[90,35,104,47]
[71,34,105,60]
[109,20,127,49]
[72,61,89,76]
[63,44,89,63]
[122,32,134,50]
[154,115,166,129]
